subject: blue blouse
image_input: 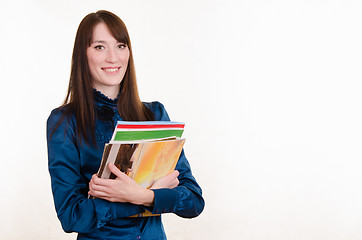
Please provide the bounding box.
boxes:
[47,91,204,240]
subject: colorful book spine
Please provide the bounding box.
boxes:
[111,121,185,142]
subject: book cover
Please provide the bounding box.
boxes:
[97,138,185,182]
[127,138,185,188]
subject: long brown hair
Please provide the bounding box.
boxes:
[61,10,153,144]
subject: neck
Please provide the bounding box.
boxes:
[93,85,120,100]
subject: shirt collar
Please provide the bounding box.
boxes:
[93,89,119,107]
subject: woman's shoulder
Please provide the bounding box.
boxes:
[143,101,171,121]
[47,104,76,133]
[48,104,73,122]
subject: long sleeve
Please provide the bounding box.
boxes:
[47,108,145,234]
[145,102,205,218]
[151,150,205,217]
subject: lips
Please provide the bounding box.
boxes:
[102,67,121,73]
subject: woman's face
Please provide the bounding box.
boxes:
[87,22,130,98]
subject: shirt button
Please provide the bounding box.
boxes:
[137,236,141,239]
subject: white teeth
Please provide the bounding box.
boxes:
[104,68,118,72]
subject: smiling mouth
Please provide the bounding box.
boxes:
[102,67,120,73]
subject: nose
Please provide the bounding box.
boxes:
[106,48,117,63]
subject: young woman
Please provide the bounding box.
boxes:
[47,10,204,240]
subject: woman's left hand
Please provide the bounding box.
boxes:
[88,163,155,206]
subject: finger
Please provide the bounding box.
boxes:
[174,178,179,188]
[90,173,96,182]
[88,189,109,199]
[92,175,112,187]
[89,181,110,193]
[108,163,129,180]
[90,174,98,185]
[167,170,179,179]
[173,170,179,178]
[88,180,113,195]
[168,178,179,189]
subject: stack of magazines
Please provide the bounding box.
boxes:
[97,121,186,190]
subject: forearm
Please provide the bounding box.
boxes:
[56,195,144,233]
[149,185,204,218]
[49,163,146,233]
[134,188,155,207]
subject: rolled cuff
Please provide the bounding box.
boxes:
[151,188,179,214]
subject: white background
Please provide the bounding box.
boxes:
[1,0,362,239]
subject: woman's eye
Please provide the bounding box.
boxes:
[118,44,127,49]
[95,45,105,50]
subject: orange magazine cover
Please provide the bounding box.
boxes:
[128,138,186,188]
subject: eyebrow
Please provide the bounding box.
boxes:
[91,40,106,44]
[90,40,126,45]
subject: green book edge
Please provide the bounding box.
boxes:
[113,129,184,141]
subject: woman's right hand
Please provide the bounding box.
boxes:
[150,170,179,190]
[88,163,155,206]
